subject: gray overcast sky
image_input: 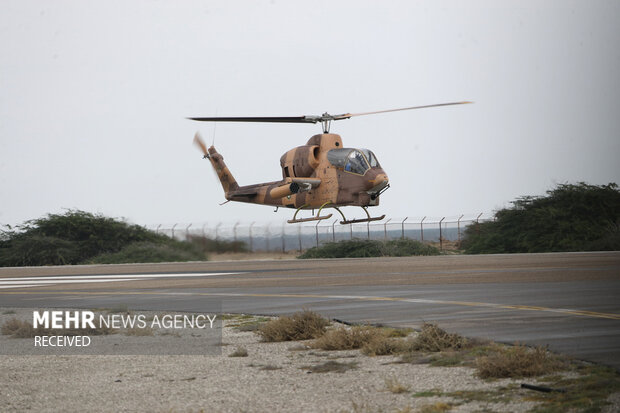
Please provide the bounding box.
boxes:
[1,0,619,228]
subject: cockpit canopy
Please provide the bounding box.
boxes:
[327,148,381,175]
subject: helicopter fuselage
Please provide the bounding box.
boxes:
[206,133,389,211]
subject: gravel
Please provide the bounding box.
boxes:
[0,309,616,412]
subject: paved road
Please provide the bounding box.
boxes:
[1,251,619,368]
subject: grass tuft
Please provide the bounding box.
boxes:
[384,376,410,394]
[1,317,115,337]
[409,323,468,352]
[312,326,380,351]
[303,360,358,373]
[256,310,330,342]
[228,347,249,357]
[1,318,38,338]
[476,344,565,379]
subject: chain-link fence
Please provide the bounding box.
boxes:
[151,213,494,252]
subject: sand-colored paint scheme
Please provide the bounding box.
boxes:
[194,133,389,224]
[190,102,471,223]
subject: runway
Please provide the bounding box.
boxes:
[1,251,619,368]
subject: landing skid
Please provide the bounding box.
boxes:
[287,202,334,224]
[287,204,385,225]
[339,206,385,225]
[287,214,333,224]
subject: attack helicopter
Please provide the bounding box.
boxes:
[190,101,471,224]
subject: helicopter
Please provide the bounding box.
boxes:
[190,101,471,224]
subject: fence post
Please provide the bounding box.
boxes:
[281,223,286,253]
[457,214,464,244]
[171,223,177,239]
[384,218,392,240]
[233,222,239,243]
[185,223,192,240]
[156,224,161,234]
[315,220,321,247]
[298,224,302,253]
[420,216,426,241]
[439,217,445,250]
[476,213,483,235]
[265,223,271,252]
[249,222,255,252]
[332,219,337,242]
[367,221,370,240]
[401,217,408,239]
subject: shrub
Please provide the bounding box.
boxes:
[462,182,620,254]
[476,344,565,378]
[88,241,205,264]
[311,325,409,356]
[187,235,249,253]
[312,326,381,350]
[409,323,468,352]
[256,310,330,342]
[0,210,207,266]
[298,239,439,259]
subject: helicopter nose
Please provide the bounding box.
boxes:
[368,173,389,192]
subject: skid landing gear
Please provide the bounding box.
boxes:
[287,203,333,224]
[287,204,384,225]
[339,206,385,225]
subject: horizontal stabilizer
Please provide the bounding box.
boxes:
[229,189,258,198]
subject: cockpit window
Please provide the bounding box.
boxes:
[360,149,380,168]
[327,148,371,175]
[345,150,369,174]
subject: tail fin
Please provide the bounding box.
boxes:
[207,146,239,195]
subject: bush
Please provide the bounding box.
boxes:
[476,344,565,379]
[187,235,248,253]
[0,210,207,266]
[462,182,620,254]
[88,241,205,264]
[256,310,330,342]
[298,239,440,259]
[409,323,469,352]
[312,326,381,350]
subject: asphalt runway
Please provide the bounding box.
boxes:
[1,251,619,368]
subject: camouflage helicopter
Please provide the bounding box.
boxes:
[190,102,470,224]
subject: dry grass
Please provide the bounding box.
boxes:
[256,310,330,342]
[312,326,379,350]
[1,317,115,338]
[362,335,409,356]
[1,318,39,338]
[409,323,468,352]
[228,346,249,357]
[303,360,358,373]
[384,376,410,394]
[476,343,565,379]
[311,325,411,356]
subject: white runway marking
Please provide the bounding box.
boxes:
[0,272,242,289]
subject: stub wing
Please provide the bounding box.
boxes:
[291,177,321,188]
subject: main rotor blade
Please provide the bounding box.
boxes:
[187,116,318,124]
[345,101,473,118]
[187,101,472,127]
